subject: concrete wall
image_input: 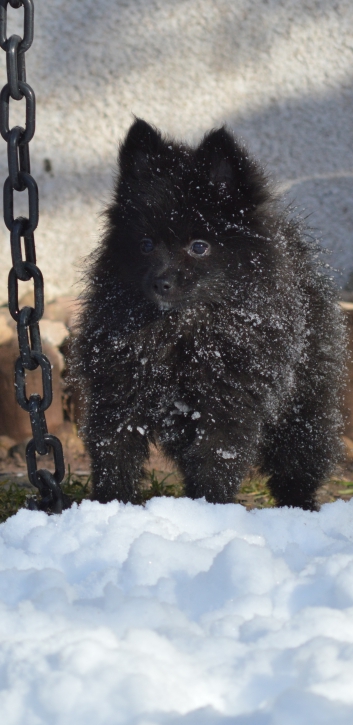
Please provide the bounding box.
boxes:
[0,0,352,304]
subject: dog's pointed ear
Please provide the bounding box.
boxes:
[119,119,164,178]
[196,127,236,185]
[196,126,269,207]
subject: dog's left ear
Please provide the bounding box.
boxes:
[196,128,236,185]
[196,127,267,207]
[119,118,165,179]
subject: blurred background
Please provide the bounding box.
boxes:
[0,0,353,300]
[0,0,353,500]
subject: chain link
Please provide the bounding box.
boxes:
[0,0,69,513]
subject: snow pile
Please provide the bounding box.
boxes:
[1,498,353,724]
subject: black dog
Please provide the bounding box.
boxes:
[73,119,346,509]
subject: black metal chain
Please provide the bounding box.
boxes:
[0,0,69,513]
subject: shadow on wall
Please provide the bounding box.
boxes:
[223,87,353,288]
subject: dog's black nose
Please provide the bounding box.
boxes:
[153,277,172,296]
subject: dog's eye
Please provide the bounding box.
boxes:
[189,240,210,257]
[141,238,154,254]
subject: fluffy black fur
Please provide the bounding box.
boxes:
[73,119,346,509]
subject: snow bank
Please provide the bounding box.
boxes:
[1,497,353,724]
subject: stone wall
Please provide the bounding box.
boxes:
[0,0,352,305]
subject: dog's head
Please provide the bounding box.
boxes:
[107,119,273,311]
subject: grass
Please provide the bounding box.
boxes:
[0,466,91,523]
[237,475,276,508]
[61,465,92,503]
[0,478,29,523]
[140,470,184,502]
[1,468,353,523]
[0,468,184,521]
[331,479,353,497]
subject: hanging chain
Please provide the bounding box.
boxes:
[0,0,69,513]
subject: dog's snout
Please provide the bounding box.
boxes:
[153,277,173,296]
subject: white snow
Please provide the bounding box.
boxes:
[2,497,353,724]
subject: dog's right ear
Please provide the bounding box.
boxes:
[119,119,164,178]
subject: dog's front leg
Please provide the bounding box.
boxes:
[86,388,149,504]
[162,410,261,504]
